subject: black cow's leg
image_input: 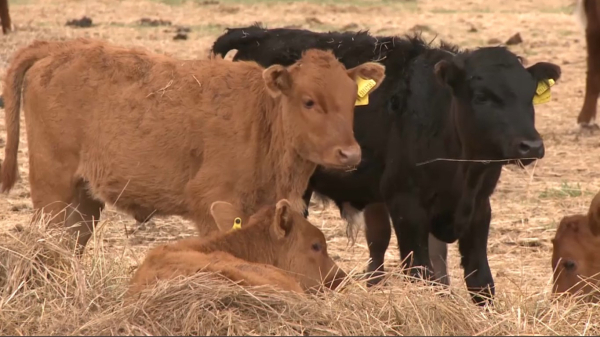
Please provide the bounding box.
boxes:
[458,198,494,306]
[301,187,313,218]
[387,194,434,281]
[429,233,450,286]
[363,202,392,287]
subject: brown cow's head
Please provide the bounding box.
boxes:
[551,191,600,301]
[210,199,347,292]
[262,49,385,169]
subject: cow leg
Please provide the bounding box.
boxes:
[301,187,313,218]
[578,24,600,127]
[458,198,494,306]
[386,194,434,281]
[363,202,391,287]
[64,179,105,253]
[428,233,450,286]
[0,0,11,34]
[29,157,103,254]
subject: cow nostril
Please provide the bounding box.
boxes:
[336,146,361,166]
[518,142,531,154]
[517,139,543,156]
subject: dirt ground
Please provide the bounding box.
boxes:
[0,0,599,335]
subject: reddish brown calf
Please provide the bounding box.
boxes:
[130,199,347,294]
[1,38,385,251]
[552,191,600,300]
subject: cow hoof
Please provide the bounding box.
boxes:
[468,288,494,307]
[365,270,387,287]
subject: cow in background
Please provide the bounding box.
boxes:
[575,0,600,128]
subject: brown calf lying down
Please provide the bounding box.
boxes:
[130,199,347,294]
[552,190,600,301]
[1,38,385,251]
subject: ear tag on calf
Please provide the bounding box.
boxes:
[231,217,242,231]
[355,76,377,107]
[533,79,555,105]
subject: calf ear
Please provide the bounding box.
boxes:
[434,59,463,88]
[526,62,562,83]
[346,62,386,95]
[263,65,292,97]
[210,201,244,232]
[587,192,600,236]
[271,199,294,240]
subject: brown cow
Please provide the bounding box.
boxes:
[575,0,600,128]
[0,38,385,251]
[551,190,600,300]
[0,0,10,35]
[130,199,347,294]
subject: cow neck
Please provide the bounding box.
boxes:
[196,224,278,265]
[260,95,317,212]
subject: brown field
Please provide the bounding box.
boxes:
[1,0,600,335]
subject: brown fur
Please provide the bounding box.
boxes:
[0,0,10,34]
[551,191,600,300]
[130,199,347,294]
[576,0,600,127]
[0,38,386,250]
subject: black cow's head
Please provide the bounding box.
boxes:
[434,47,561,166]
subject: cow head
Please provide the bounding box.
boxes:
[262,49,385,169]
[434,47,561,166]
[210,199,348,292]
[551,191,600,301]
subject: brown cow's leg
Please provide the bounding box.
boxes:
[29,160,102,254]
[64,179,104,252]
[578,26,600,127]
[363,202,391,287]
[0,0,11,34]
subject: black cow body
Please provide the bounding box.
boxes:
[212,25,561,305]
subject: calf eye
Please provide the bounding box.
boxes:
[563,260,576,271]
[303,99,315,109]
[311,242,322,252]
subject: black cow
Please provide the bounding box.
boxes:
[211,25,561,305]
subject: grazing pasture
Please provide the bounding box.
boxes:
[0,0,600,335]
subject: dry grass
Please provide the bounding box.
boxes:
[1,0,600,335]
[1,218,599,336]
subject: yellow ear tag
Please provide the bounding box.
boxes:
[355,76,377,107]
[231,217,242,231]
[533,79,555,105]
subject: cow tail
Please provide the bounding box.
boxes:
[1,40,51,193]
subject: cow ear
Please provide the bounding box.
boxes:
[587,192,600,236]
[210,201,244,232]
[346,62,386,95]
[434,59,463,88]
[526,62,561,83]
[263,65,292,97]
[271,199,293,240]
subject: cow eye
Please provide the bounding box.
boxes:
[311,242,322,252]
[563,260,576,271]
[473,92,489,104]
[303,99,315,109]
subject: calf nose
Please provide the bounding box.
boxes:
[335,145,361,167]
[517,139,544,158]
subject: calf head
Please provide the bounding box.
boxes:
[210,199,347,292]
[262,49,385,169]
[551,191,600,300]
[434,47,561,165]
